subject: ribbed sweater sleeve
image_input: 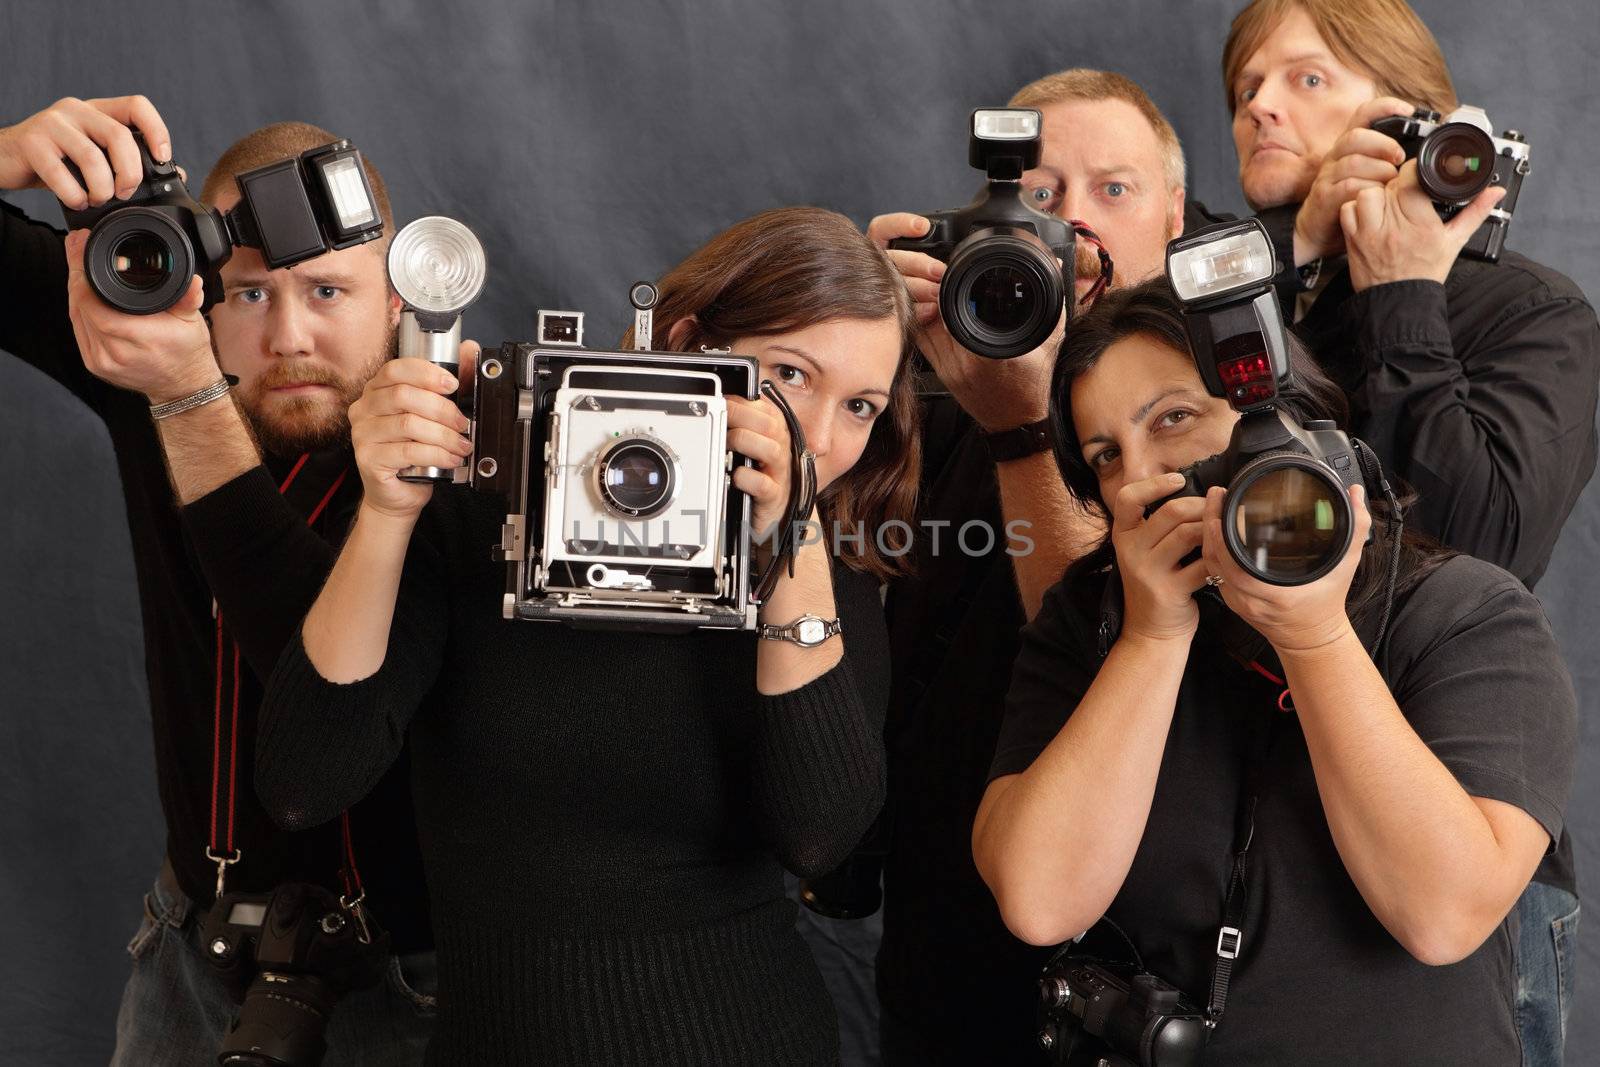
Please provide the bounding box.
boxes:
[255,516,451,831]
[747,578,886,878]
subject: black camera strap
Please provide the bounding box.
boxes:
[206,454,370,938]
[1069,221,1115,309]
[751,380,818,604]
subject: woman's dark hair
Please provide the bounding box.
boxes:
[622,207,920,580]
[1048,278,1453,636]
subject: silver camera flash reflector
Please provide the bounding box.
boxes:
[973,109,1040,140]
[388,216,487,315]
[1168,226,1274,304]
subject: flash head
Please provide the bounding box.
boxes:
[1167,218,1276,306]
[1167,220,1290,412]
[969,107,1042,178]
[388,216,487,316]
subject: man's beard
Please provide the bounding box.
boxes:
[238,325,397,457]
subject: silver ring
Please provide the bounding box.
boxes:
[1205,574,1225,587]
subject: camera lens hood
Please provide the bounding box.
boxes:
[939,228,1064,360]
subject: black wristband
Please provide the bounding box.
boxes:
[981,417,1052,463]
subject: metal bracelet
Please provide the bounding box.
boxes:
[150,378,232,421]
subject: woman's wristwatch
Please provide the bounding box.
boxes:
[758,613,843,647]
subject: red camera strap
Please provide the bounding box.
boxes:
[206,452,357,903]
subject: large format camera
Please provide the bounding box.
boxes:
[61,130,383,314]
[1036,954,1207,1067]
[889,108,1076,359]
[200,883,388,1066]
[471,289,813,631]
[1147,219,1365,586]
[1370,104,1529,263]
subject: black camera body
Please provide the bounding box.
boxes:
[1370,105,1530,263]
[201,883,388,1067]
[1037,956,1207,1067]
[889,108,1075,359]
[469,293,764,632]
[1152,219,1367,585]
[62,132,234,314]
[61,130,383,314]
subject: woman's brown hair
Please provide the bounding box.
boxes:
[622,206,920,581]
[1222,0,1457,116]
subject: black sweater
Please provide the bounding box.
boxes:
[257,484,888,1066]
[0,197,431,948]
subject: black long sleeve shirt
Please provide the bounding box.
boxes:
[1257,203,1598,897]
[0,197,431,948]
[257,484,888,1065]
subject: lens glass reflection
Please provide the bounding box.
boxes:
[1231,466,1348,582]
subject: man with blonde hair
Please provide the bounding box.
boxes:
[864,68,1218,1064]
[0,98,440,1062]
[1223,2,1597,1062]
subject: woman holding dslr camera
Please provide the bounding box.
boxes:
[256,206,919,1064]
[973,279,1576,1065]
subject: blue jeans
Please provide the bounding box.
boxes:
[788,872,884,1067]
[110,866,437,1067]
[1513,881,1580,1067]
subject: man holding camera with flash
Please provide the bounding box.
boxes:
[1221,1,1599,1060]
[0,96,439,1063]
[862,69,1223,1064]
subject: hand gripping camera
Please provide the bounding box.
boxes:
[889,108,1077,359]
[60,130,383,313]
[1037,955,1207,1067]
[472,291,808,631]
[1147,219,1367,586]
[1371,104,1530,263]
[201,883,389,1067]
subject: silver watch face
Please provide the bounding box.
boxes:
[796,618,827,646]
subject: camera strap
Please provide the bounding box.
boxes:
[1068,221,1115,309]
[1205,707,1280,1028]
[751,380,818,604]
[206,453,368,936]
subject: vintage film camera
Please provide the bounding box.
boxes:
[382,217,811,631]
[61,130,383,314]
[201,883,389,1066]
[889,107,1078,359]
[1037,953,1207,1067]
[1147,219,1366,586]
[1371,104,1530,263]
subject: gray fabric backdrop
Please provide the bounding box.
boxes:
[2,1,1596,1063]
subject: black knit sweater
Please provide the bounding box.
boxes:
[258,485,887,1065]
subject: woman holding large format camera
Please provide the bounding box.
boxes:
[255,206,918,1064]
[972,279,1576,1065]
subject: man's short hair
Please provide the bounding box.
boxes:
[1008,68,1186,194]
[200,121,394,237]
[1222,0,1457,117]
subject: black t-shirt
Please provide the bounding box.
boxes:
[990,555,1576,1066]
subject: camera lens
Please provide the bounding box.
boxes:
[940,229,1064,359]
[597,438,677,518]
[109,231,176,292]
[1417,123,1496,204]
[1223,456,1353,585]
[218,971,338,1067]
[82,207,196,315]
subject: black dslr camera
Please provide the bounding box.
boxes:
[201,883,389,1066]
[889,108,1076,359]
[1371,104,1530,263]
[1037,954,1207,1067]
[1146,219,1365,586]
[61,130,383,314]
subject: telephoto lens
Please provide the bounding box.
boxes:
[217,971,341,1067]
